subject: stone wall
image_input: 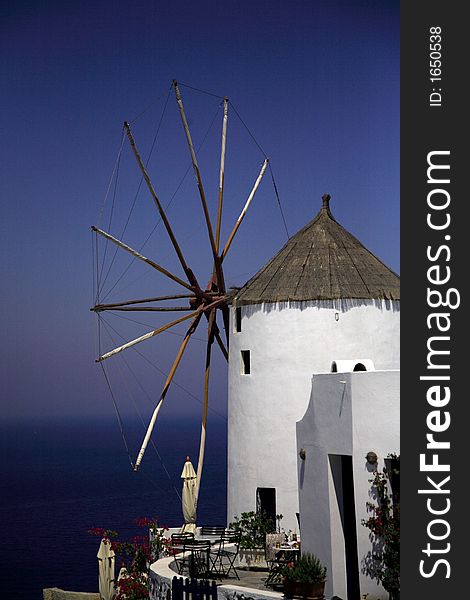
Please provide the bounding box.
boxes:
[43,589,100,600]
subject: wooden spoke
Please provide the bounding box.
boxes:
[92,226,194,292]
[200,296,228,314]
[203,309,228,361]
[123,122,200,290]
[92,294,195,311]
[215,328,228,362]
[92,294,195,312]
[211,255,226,297]
[173,81,219,263]
[195,311,216,497]
[221,158,269,261]
[95,306,192,312]
[134,312,203,470]
[210,98,229,295]
[96,310,199,362]
[215,97,228,253]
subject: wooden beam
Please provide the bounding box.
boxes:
[94,306,192,312]
[134,312,203,470]
[211,98,229,295]
[200,296,228,314]
[195,311,216,497]
[91,294,195,311]
[215,97,228,253]
[203,307,228,360]
[221,304,230,350]
[91,226,194,292]
[96,310,199,362]
[215,329,229,361]
[221,158,269,261]
[173,81,219,263]
[124,121,200,290]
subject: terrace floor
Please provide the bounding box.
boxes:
[169,560,280,592]
[230,567,282,592]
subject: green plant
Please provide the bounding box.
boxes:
[281,552,327,584]
[229,511,278,549]
[362,457,400,600]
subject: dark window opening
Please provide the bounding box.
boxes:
[241,350,251,374]
[235,307,242,332]
[353,363,367,371]
[256,487,277,531]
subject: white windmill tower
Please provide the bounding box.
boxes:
[227,194,400,533]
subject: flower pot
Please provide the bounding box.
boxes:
[283,579,326,599]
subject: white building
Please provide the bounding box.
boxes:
[297,369,400,600]
[227,195,400,534]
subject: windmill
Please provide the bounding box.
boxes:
[91,81,268,501]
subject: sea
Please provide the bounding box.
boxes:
[0,416,227,599]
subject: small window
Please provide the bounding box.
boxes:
[241,350,251,374]
[235,307,242,332]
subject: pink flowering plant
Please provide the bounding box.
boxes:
[133,516,169,562]
[89,516,169,600]
[361,457,400,600]
[114,571,149,600]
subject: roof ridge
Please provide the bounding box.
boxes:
[294,238,315,297]
[257,241,300,299]
[339,235,372,296]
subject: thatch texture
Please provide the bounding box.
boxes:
[234,195,400,306]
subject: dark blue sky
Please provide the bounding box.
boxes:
[1,0,399,423]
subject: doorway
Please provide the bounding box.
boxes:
[256,487,276,528]
[328,455,360,600]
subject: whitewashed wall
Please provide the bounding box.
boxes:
[227,300,399,533]
[296,370,400,599]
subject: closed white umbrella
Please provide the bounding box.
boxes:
[180,456,197,534]
[97,538,115,600]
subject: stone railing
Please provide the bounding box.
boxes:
[43,589,100,600]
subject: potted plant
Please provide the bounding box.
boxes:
[281,552,327,599]
[229,511,279,568]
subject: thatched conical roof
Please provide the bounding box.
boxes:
[233,194,400,306]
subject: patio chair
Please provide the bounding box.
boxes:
[184,540,212,578]
[170,532,195,574]
[265,533,285,563]
[200,526,226,539]
[265,533,288,589]
[171,532,195,545]
[209,529,240,580]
